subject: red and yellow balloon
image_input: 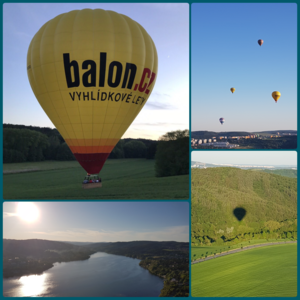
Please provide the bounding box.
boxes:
[27,9,158,174]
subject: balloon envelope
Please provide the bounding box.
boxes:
[219,118,225,125]
[230,87,235,93]
[258,39,263,46]
[27,9,158,174]
[272,91,281,103]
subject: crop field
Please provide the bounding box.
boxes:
[3,159,189,200]
[191,239,289,261]
[192,243,297,297]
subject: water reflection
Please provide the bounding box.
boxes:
[19,273,47,297]
[3,253,164,297]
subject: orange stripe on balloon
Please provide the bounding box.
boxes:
[65,138,119,147]
[69,145,115,154]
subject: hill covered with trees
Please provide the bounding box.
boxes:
[192,168,297,245]
[3,239,95,278]
[257,168,297,178]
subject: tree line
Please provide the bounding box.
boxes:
[3,124,189,177]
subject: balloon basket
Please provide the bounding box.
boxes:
[82,174,102,189]
[82,182,102,189]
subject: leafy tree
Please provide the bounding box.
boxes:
[146,142,158,159]
[3,149,26,163]
[44,136,61,160]
[123,140,147,158]
[155,130,189,177]
[3,128,49,162]
[55,143,75,160]
[109,140,125,159]
[159,129,189,141]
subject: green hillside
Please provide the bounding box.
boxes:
[259,168,297,178]
[191,167,297,244]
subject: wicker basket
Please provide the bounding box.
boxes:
[82,182,102,189]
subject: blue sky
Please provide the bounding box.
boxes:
[192,151,297,166]
[3,202,189,242]
[3,3,189,140]
[192,3,297,132]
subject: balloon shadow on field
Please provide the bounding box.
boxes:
[233,207,247,221]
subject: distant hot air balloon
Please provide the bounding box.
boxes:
[219,118,225,125]
[230,88,235,94]
[272,91,281,103]
[27,9,158,176]
[258,39,263,46]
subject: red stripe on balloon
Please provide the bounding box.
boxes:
[74,153,110,174]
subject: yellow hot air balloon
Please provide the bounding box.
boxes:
[230,88,235,93]
[272,91,281,103]
[27,9,158,175]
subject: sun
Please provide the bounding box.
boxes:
[17,202,39,223]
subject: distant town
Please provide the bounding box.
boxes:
[191,132,297,149]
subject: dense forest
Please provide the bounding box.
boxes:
[3,124,158,162]
[258,169,297,178]
[192,168,297,245]
[3,124,189,178]
[3,239,189,297]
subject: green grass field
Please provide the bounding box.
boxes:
[191,239,289,260]
[192,243,297,297]
[3,159,189,200]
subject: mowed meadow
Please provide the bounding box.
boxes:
[191,238,290,260]
[3,159,189,199]
[192,243,297,297]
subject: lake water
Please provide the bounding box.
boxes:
[3,252,164,297]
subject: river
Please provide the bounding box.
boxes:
[3,252,164,297]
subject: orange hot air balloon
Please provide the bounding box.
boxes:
[258,39,263,46]
[27,9,158,175]
[272,91,281,103]
[230,88,235,93]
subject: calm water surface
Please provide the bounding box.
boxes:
[3,252,164,297]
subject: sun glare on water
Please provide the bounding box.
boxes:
[19,274,47,297]
[17,202,39,223]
